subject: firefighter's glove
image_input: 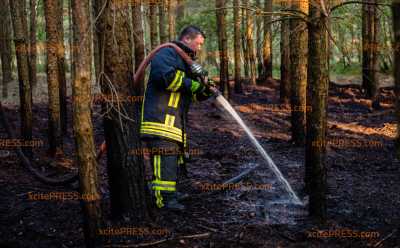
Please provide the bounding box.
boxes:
[190,80,207,94]
[190,63,208,77]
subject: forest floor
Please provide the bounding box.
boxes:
[0,76,399,248]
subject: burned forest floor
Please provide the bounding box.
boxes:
[0,78,399,248]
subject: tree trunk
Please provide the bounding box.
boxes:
[305,1,328,222]
[149,2,158,49]
[98,0,152,219]
[92,0,101,83]
[176,0,184,20]
[0,0,13,98]
[71,1,102,246]
[289,0,308,145]
[393,0,400,159]
[241,5,249,78]
[44,0,63,156]
[362,0,380,108]
[245,0,256,85]
[233,0,242,93]
[132,0,146,95]
[57,0,68,135]
[9,0,33,158]
[68,0,74,80]
[215,0,230,99]
[29,0,37,88]
[262,0,273,80]
[280,0,290,104]
[167,0,176,41]
[159,0,168,43]
[255,0,263,79]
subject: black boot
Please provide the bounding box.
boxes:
[164,193,185,211]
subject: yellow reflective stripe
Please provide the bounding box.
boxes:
[172,71,184,91]
[153,155,163,208]
[167,70,183,91]
[174,92,181,108]
[156,190,163,207]
[165,114,175,127]
[157,155,161,179]
[153,186,176,191]
[153,180,176,185]
[141,121,182,135]
[141,125,181,138]
[168,92,181,108]
[168,92,177,107]
[141,129,182,143]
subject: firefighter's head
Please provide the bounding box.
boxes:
[178,25,205,53]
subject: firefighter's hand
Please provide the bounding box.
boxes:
[190,80,207,94]
[190,63,208,77]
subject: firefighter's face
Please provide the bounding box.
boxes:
[183,34,205,53]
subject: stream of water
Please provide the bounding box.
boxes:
[215,94,304,206]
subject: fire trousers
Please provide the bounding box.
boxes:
[142,138,185,208]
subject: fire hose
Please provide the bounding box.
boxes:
[96,42,220,160]
[0,42,216,185]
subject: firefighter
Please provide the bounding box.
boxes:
[140,26,214,210]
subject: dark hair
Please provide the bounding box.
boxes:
[178,25,206,41]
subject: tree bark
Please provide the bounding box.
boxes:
[289,0,308,145]
[132,0,146,95]
[98,0,152,219]
[9,0,33,158]
[393,0,400,159]
[167,0,176,41]
[262,0,273,80]
[29,0,37,88]
[233,0,242,93]
[280,0,290,104]
[159,0,168,43]
[241,6,249,78]
[305,1,328,223]
[92,0,102,84]
[362,0,380,108]
[176,0,184,20]
[44,0,63,156]
[0,0,13,98]
[215,0,230,99]
[149,2,158,49]
[245,0,257,85]
[71,1,102,246]
[255,0,263,79]
[57,0,68,135]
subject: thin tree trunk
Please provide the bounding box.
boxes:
[233,0,242,93]
[44,0,63,156]
[149,2,158,49]
[262,0,273,80]
[68,0,74,80]
[245,0,256,85]
[9,0,33,158]
[289,0,308,145]
[92,0,101,84]
[71,1,102,246]
[0,0,13,98]
[216,0,230,99]
[132,0,146,95]
[305,1,328,222]
[393,0,400,159]
[159,0,168,43]
[176,0,184,20]
[167,0,176,40]
[280,0,290,104]
[362,0,380,108]
[98,0,152,219]
[255,0,263,79]
[29,0,37,88]
[57,0,68,135]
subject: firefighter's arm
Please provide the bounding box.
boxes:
[151,48,200,94]
[192,79,216,102]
